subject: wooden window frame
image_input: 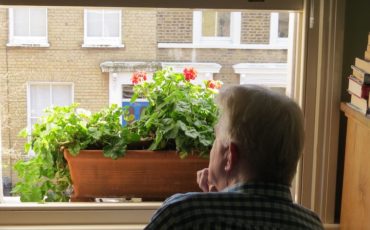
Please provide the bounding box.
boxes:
[0,0,344,228]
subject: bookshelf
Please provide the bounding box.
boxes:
[340,102,370,229]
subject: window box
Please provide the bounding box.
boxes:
[64,149,208,201]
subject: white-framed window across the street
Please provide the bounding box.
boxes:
[193,10,241,46]
[83,9,123,47]
[27,82,74,133]
[269,12,293,46]
[7,8,49,47]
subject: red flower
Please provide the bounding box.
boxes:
[183,67,197,81]
[207,80,223,89]
[131,71,147,85]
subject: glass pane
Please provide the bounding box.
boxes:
[104,11,120,37]
[13,8,29,36]
[30,84,51,117]
[29,8,46,36]
[87,10,103,37]
[2,6,299,202]
[52,85,72,106]
[217,12,230,37]
[202,11,216,36]
[278,12,289,38]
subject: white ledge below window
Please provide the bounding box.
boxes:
[82,43,125,48]
[233,63,288,87]
[0,201,161,226]
[6,43,50,48]
[158,43,288,50]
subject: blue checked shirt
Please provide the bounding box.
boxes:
[145,182,324,230]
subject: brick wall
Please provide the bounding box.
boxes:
[241,12,271,44]
[157,9,193,43]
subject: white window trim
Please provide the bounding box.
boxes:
[83,9,124,48]
[233,63,288,88]
[7,8,49,47]
[269,12,295,47]
[26,82,74,135]
[193,11,241,46]
[157,42,288,49]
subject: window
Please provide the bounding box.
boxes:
[8,8,48,46]
[269,12,291,46]
[28,83,73,132]
[83,9,122,47]
[193,10,241,45]
[0,0,344,227]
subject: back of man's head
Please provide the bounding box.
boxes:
[216,85,304,185]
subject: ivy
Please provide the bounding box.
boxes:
[13,104,139,202]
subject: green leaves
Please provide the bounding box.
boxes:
[13,104,139,202]
[128,67,218,158]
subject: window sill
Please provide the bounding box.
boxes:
[82,44,125,48]
[157,43,288,50]
[0,198,161,226]
[6,43,50,48]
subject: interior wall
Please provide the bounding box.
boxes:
[336,0,370,222]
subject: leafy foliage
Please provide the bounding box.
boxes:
[127,68,220,158]
[13,104,139,202]
[13,67,221,202]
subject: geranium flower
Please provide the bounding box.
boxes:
[206,80,223,89]
[183,67,197,81]
[131,71,147,84]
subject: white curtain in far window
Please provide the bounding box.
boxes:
[29,8,47,36]
[28,83,73,130]
[30,84,50,118]
[52,85,72,106]
[87,10,103,37]
[13,8,28,36]
[13,8,47,37]
[104,11,119,37]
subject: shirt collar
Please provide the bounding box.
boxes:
[222,181,293,202]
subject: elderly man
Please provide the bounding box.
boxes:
[145,85,323,229]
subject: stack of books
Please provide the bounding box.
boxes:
[365,32,370,61]
[347,33,370,115]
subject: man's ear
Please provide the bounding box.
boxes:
[224,142,238,172]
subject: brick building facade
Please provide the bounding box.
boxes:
[0,7,288,191]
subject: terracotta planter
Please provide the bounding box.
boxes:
[64,149,209,202]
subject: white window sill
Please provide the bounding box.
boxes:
[158,43,288,50]
[82,44,125,48]
[6,43,50,48]
[0,197,161,226]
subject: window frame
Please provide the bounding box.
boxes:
[83,9,123,48]
[193,10,241,46]
[0,0,344,228]
[269,12,294,46]
[7,7,49,47]
[27,82,74,135]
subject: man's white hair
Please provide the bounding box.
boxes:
[216,84,304,184]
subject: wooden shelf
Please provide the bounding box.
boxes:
[340,102,370,128]
[340,102,370,229]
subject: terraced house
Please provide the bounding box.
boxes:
[0,7,291,193]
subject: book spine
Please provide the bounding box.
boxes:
[351,64,370,84]
[362,86,370,99]
[366,50,370,62]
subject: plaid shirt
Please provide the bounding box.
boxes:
[145,182,323,230]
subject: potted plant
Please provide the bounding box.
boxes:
[13,67,222,202]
